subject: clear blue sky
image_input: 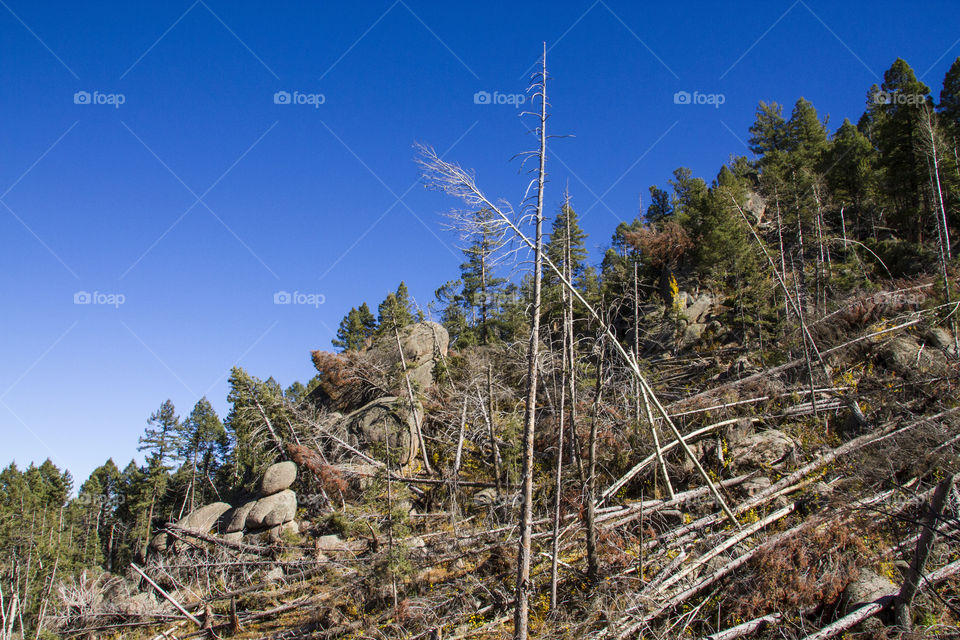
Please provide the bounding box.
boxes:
[2,0,958,486]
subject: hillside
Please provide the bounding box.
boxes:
[4,53,960,640]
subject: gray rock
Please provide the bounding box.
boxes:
[740,476,771,496]
[724,418,758,446]
[267,521,299,543]
[223,531,244,544]
[314,534,347,551]
[925,327,958,355]
[335,463,381,492]
[880,336,950,379]
[728,430,796,470]
[841,569,896,614]
[149,532,170,552]
[683,293,716,325]
[226,500,258,533]
[246,490,297,529]
[366,321,449,389]
[149,502,232,553]
[744,190,767,221]
[346,396,422,466]
[474,487,499,506]
[263,566,284,582]
[178,502,232,534]
[261,461,298,495]
[679,322,706,348]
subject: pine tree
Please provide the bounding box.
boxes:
[939,57,960,133]
[177,398,227,509]
[869,58,933,240]
[136,400,179,556]
[460,209,509,345]
[645,185,673,222]
[749,101,789,158]
[224,367,288,490]
[79,459,122,570]
[377,282,418,333]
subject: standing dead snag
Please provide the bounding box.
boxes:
[512,42,548,640]
[586,332,605,582]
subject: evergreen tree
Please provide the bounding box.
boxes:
[177,398,227,509]
[749,101,789,158]
[869,58,933,240]
[138,399,180,470]
[332,302,377,351]
[224,368,291,491]
[645,185,673,222]
[543,200,593,333]
[939,57,960,133]
[826,119,878,226]
[79,459,122,570]
[433,279,471,346]
[136,400,179,556]
[669,167,710,234]
[460,209,510,344]
[377,282,418,333]
[333,307,361,351]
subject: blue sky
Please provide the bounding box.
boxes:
[2,0,958,486]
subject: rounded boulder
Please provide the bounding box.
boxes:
[246,489,297,529]
[261,461,298,495]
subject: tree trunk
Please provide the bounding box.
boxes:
[893,474,955,629]
[514,42,547,640]
[585,334,604,581]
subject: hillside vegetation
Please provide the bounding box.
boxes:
[4,54,960,640]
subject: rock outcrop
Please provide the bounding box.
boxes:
[728,429,796,470]
[880,335,951,379]
[346,396,422,466]
[149,502,232,551]
[153,461,301,552]
[366,321,449,389]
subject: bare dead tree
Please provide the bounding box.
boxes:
[510,43,549,640]
[918,104,959,354]
[585,331,605,582]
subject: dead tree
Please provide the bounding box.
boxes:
[513,43,548,640]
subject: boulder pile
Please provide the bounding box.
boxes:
[225,460,299,543]
[151,460,300,552]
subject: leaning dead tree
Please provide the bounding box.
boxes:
[418,140,738,528]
